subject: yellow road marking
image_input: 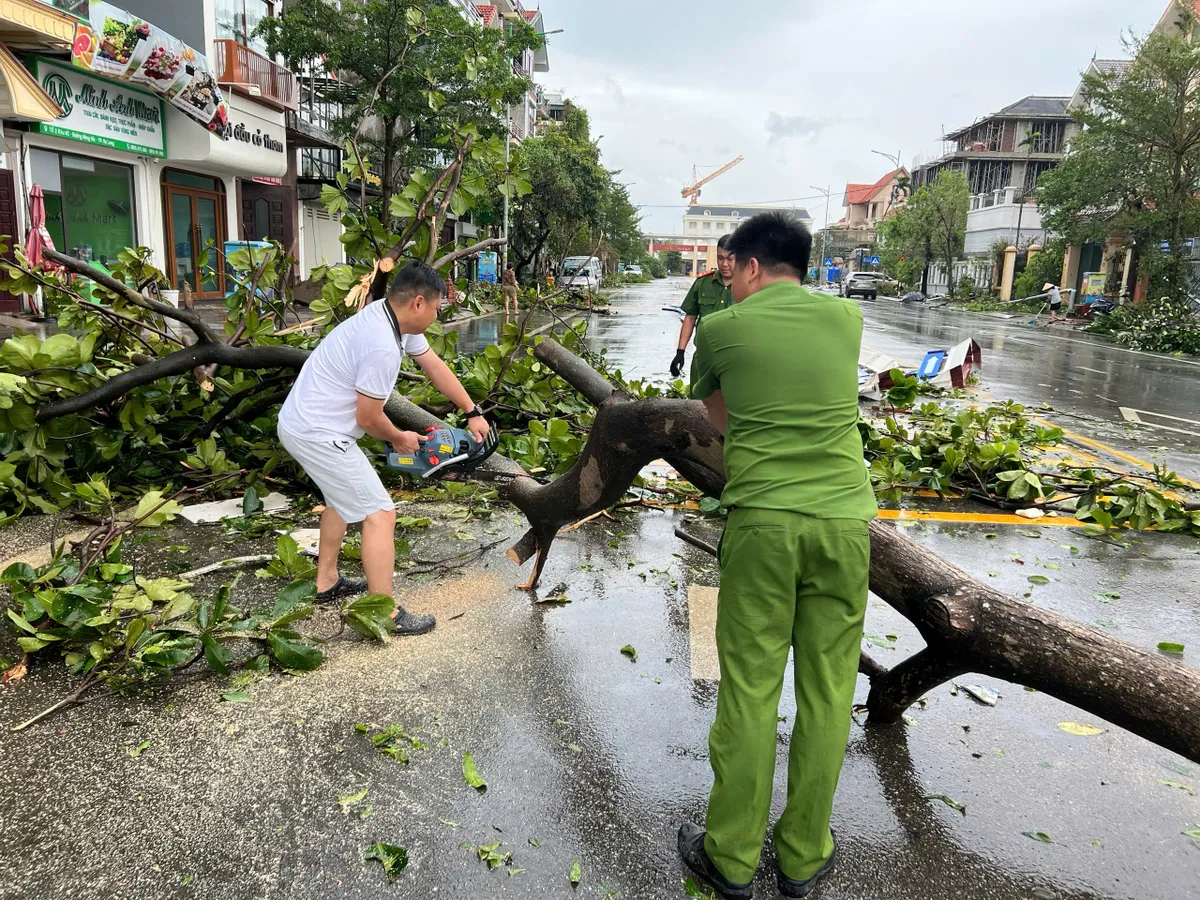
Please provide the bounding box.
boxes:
[878,509,1085,528]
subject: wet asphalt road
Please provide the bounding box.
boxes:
[2,279,1200,900]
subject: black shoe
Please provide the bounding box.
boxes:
[315,575,367,604]
[776,832,837,899]
[391,606,436,636]
[677,823,753,900]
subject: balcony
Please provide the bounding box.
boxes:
[212,39,298,112]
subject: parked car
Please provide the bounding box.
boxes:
[624,264,643,276]
[556,256,603,294]
[841,272,882,300]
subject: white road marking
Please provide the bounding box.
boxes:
[1119,407,1200,438]
[1078,366,1108,375]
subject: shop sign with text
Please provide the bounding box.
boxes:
[32,57,165,157]
[70,1,230,138]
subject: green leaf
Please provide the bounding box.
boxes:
[922,793,966,814]
[242,486,263,517]
[1156,779,1196,796]
[126,739,150,758]
[1057,722,1105,736]
[201,633,231,676]
[569,859,582,887]
[462,751,487,791]
[338,787,369,814]
[1027,575,1050,585]
[1183,826,1200,842]
[364,842,409,880]
[1021,831,1055,844]
[6,608,38,634]
[1,562,35,585]
[620,644,637,662]
[698,496,722,513]
[133,491,183,528]
[1158,642,1185,655]
[267,632,324,671]
[220,689,252,703]
[534,594,571,606]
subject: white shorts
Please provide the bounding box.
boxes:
[278,425,394,524]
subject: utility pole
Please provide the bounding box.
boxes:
[502,118,511,274]
[810,185,832,279]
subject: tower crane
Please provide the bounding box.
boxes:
[681,155,744,205]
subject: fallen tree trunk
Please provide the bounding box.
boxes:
[379,337,1200,763]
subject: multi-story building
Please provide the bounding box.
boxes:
[914,95,1079,256]
[475,1,549,141]
[675,204,813,275]
[0,0,299,310]
[842,168,908,234]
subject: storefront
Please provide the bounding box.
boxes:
[6,56,166,303]
[163,92,289,297]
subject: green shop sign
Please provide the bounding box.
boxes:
[31,57,165,158]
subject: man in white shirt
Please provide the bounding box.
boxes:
[278,263,490,635]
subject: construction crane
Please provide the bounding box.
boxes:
[681,155,744,205]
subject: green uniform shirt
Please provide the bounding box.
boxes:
[681,271,733,341]
[690,281,877,521]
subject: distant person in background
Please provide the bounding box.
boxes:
[670,234,735,379]
[1045,282,1064,323]
[502,263,520,317]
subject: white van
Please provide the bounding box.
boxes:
[556,256,603,294]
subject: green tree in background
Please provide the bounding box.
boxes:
[260,0,538,225]
[1039,3,1200,302]
[878,170,969,295]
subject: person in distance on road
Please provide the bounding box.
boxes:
[679,212,877,900]
[277,262,491,636]
[1045,282,1064,323]
[670,234,735,380]
[502,262,520,317]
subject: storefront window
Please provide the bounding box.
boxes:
[29,148,137,271]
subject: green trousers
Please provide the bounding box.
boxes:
[704,508,870,884]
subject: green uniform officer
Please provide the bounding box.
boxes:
[678,212,877,900]
[670,234,735,380]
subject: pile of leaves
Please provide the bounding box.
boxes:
[865,384,1200,535]
[1,502,396,729]
[1086,297,1200,356]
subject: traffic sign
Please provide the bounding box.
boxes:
[823,258,833,267]
[1160,239,1195,252]
[867,255,881,265]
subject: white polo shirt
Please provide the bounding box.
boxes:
[279,299,430,442]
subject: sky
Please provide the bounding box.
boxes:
[529,0,1169,235]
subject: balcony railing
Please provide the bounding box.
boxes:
[213,40,298,112]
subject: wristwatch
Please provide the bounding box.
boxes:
[465,405,485,420]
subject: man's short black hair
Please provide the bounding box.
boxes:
[388,262,446,303]
[716,233,733,251]
[506,262,514,269]
[726,212,812,277]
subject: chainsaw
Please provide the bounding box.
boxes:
[386,425,500,480]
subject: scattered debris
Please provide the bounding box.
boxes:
[179,492,290,524]
[960,684,999,706]
[923,793,967,814]
[1058,722,1105,737]
[364,842,409,879]
[1016,508,1046,520]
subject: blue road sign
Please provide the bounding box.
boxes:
[867,255,881,265]
[823,258,833,267]
[1160,239,1195,252]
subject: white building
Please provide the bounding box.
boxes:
[679,204,813,275]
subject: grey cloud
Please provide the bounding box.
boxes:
[765,113,834,143]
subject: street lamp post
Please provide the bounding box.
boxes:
[810,184,832,279]
[871,148,904,219]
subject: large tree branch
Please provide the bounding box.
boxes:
[43,249,218,344]
[431,237,507,272]
[425,139,471,266]
[36,344,310,421]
